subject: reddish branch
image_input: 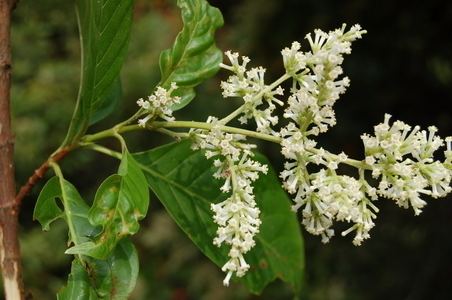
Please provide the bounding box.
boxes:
[0,0,24,299]
[15,148,71,205]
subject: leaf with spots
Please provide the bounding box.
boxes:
[57,260,98,300]
[66,150,149,259]
[58,239,139,300]
[134,140,305,294]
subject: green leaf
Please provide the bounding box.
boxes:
[33,176,64,231]
[34,176,98,245]
[63,0,133,145]
[57,260,98,300]
[66,151,149,259]
[88,239,139,300]
[159,0,224,110]
[58,240,138,300]
[134,141,305,294]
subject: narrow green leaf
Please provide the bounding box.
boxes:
[66,151,149,259]
[63,0,133,145]
[57,260,98,300]
[159,0,224,110]
[34,176,98,245]
[134,141,305,294]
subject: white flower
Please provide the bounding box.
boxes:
[136,83,181,126]
[281,41,307,75]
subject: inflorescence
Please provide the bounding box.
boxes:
[136,24,451,286]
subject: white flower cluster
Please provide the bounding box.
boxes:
[278,25,379,244]
[280,141,379,245]
[281,24,365,136]
[220,51,284,134]
[188,23,450,284]
[136,83,181,127]
[362,114,452,215]
[191,117,268,286]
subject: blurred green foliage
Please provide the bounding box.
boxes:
[9,0,452,299]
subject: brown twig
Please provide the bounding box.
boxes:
[15,147,71,206]
[0,0,24,298]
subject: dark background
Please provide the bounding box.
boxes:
[6,0,452,299]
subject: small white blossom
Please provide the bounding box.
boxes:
[136,83,181,127]
[281,41,307,75]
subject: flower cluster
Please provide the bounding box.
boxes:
[362,114,452,215]
[191,117,268,286]
[136,83,180,127]
[185,23,451,287]
[281,24,366,136]
[277,25,381,244]
[220,51,284,134]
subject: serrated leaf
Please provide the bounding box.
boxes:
[66,151,149,259]
[134,141,305,294]
[57,260,98,300]
[159,0,224,110]
[34,176,98,246]
[63,0,133,145]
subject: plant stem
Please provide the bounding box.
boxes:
[82,124,140,143]
[152,121,281,143]
[15,147,71,205]
[0,1,24,298]
[82,143,122,159]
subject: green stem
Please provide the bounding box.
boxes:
[152,121,281,143]
[80,143,122,159]
[116,108,145,128]
[82,124,140,143]
[155,128,190,139]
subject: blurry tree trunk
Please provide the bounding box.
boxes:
[0,0,25,299]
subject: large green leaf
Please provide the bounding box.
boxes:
[58,240,138,300]
[66,151,149,259]
[63,0,133,145]
[159,0,224,110]
[34,176,98,246]
[134,141,305,294]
